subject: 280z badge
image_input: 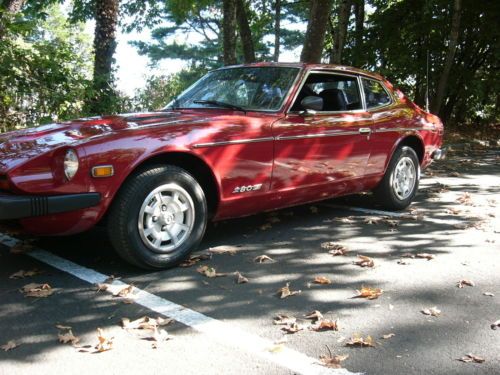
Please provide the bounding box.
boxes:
[232,184,263,194]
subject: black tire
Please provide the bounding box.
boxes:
[373,146,420,210]
[107,165,207,269]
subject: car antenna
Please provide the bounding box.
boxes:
[425,49,430,112]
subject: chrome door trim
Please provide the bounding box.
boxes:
[276,130,360,141]
[192,137,274,148]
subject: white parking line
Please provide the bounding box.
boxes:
[0,233,361,375]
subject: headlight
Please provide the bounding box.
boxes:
[63,149,79,180]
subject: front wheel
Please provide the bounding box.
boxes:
[373,146,420,210]
[107,165,207,269]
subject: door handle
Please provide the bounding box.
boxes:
[359,128,372,134]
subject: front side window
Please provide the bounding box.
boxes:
[165,67,299,111]
[362,79,392,109]
[291,73,362,112]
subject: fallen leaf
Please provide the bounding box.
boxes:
[58,330,80,345]
[55,324,72,330]
[383,219,399,228]
[319,346,348,369]
[304,310,324,321]
[1,341,19,351]
[21,283,53,298]
[273,315,296,325]
[207,245,239,255]
[151,327,173,348]
[313,276,332,285]
[95,283,108,292]
[345,335,375,348]
[260,223,272,230]
[277,283,301,299]
[309,206,319,214]
[234,271,249,284]
[281,322,305,334]
[267,216,281,224]
[458,354,485,363]
[121,316,172,330]
[9,269,42,279]
[490,320,500,330]
[321,242,349,256]
[457,192,473,205]
[401,253,416,258]
[397,258,410,265]
[421,307,441,316]
[9,241,34,254]
[114,285,134,298]
[196,265,226,278]
[354,255,375,268]
[310,319,339,332]
[103,275,120,284]
[449,171,461,177]
[363,217,381,225]
[416,253,435,260]
[95,328,113,352]
[483,292,494,297]
[446,208,462,215]
[179,253,212,267]
[457,279,475,288]
[253,255,275,263]
[381,333,396,339]
[353,286,383,300]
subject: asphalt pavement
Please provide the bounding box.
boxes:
[0,142,498,375]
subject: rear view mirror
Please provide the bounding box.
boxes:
[300,96,323,114]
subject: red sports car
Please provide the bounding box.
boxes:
[0,63,444,269]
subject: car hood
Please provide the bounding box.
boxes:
[0,111,204,173]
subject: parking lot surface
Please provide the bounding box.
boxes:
[1,142,499,375]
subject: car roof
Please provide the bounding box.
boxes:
[216,62,385,81]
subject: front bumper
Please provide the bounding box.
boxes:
[0,192,101,220]
[431,148,446,160]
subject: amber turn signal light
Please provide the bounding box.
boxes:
[91,165,114,178]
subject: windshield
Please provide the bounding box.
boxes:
[165,66,300,112]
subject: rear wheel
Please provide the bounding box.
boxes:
[107,165,207,269]
[373,146,420,210]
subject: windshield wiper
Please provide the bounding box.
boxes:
[193,100,247,114]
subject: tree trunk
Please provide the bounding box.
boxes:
[89,0,119,115]
[330,0,351,64]
[431,0,461,115]
[300,0,334,63]
[273,0,281,62]
[222,0,237,65]
[0,0,26,39]
[352,0,364,66]
[235,0,255,63]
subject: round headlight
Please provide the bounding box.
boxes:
[64,149,79,180]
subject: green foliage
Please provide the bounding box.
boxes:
[0,3,93,132]
[132,66,208,112]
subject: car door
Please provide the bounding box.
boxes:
[271,71,373,203]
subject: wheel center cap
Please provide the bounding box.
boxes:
[164,213,174,225]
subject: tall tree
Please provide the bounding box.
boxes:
[431,0,461,115]
[0,0,26,38]
[222,0,237,65]
[88,0,119,114]
[235,0,255,63]
[330,0,352,64]
[273,0,281,62]
[351,0,364,66]
[300,0,334,63]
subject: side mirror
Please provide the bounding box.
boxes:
[300,96,323,115]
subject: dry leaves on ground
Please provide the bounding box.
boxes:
[458,354,485,363]
[9,241,34,254]
[95,328,114,352]
[490,320,500,330]
[273,315,296,325]
[234,271,249,284]
[457,279,475,288]
[397,258,410,265]
[310,319,339,332]
[313,276,332,285]
[310,206,319,214]
[446,208,462,215]
[277,283,301,299]
[345,335,375,348]
[383,219,399,229]
[281,322,306,334]
[20,283,53,298]
[179,253,212,267]
[321,242,349,256]
[304,310,324,321]
[421,307,441,317]
[319,346,348,369]
[353,286,383,300]
[196,265,227,278]
[260,223,272,231]
[121,316,173,330]
[207,245,240,255]
[114,285,134,298]
[58,330,80,345]
[457,192,473,205]
[1,341,19,351]
[151,327,173,349]
[364,217,382,225]
[354,255,374,268]
[416,253,435,260]
[9,269,42,279]
[483,292,494,297]
[254,255,275,263]
[381,333,395,339]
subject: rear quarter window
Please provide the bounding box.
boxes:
[362,79,392,109]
